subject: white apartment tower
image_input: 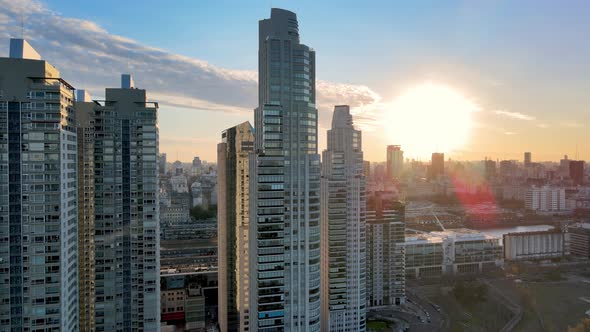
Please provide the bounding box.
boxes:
[250,8,321,331]
[0,39,79,331]
[320,106,366,331]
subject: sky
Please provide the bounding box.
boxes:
[0,0,588,162]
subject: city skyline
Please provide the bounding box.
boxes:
[1,0,588,162]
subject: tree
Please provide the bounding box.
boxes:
[568,318,590,332]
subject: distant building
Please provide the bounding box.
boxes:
[429,153,444,180]
[503,230,568,261]
[568,223,590,258]
[386,145,404,180]
[499,160,518,178]
[524,152,532,167]
[366,192,406,307]
[364,160,371,178]
[484,159,497,180]
[524,186,566,212]
[170,174,189,193]
[192,156,202,177]
[560,155,571,176]
[217,122,254,332]
[405,229,503,278]
[160,153,168,174]
[570,160,585,185]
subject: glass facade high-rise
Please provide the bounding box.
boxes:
[320,106,366,331]
[75,91,96,332]
[0,39,79,331]
[250,8,321,331]
[92,75,160,331]
[218,122,255,332]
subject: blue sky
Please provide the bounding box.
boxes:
[1,0,588,161]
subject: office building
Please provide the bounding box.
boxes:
[320,106,366,331]
[217,122,254,332]
[386,145,403,180]
[250,8,321,330]
[524,152,532,167]
[0,38,79,331]
[524,186,566,212]
[429,153,444,180]
[405,229,503,278]
[570,160,585,185]
[76,90,96,331]
[366,192,405,307]
[93,75,160,331]
[503,230,568,261]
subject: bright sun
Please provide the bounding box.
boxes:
[384,82,480,160]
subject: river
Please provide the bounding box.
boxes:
[480,224,555,238]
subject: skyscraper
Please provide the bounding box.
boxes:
[92,75,160,331]
[218,122,255,332]
[320,106,366,331]
[386,145,403,180]
[0,39,79,331]
[250,8,321,330]
[524,152,532,167]
[570,160,585,185]
[75,90,96,331]
[429,152,445,180]
[366,192,406,307]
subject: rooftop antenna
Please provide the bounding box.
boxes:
[21,13,24,39]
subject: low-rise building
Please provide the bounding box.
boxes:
[405,228,503,278]
[568,223,590,258]
[503,230,568,261]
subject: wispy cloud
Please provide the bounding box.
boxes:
[494,110,535,121]
[0,0,381,127]
[536,123,549,129]
[562,122,584,128]
[504,131,516,135]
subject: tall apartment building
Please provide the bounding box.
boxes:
[386,145,403,180]
[366,192,406,307]
[75,90,96,331]
[92,75,160,331]
[0,39,79,331]
[218,122,254,332]
[525,186,566,212]
[320,106,366,331]
[249,8,321,330]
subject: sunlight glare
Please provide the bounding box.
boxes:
[384,82,480,160]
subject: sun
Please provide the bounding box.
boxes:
[384,82,480,160]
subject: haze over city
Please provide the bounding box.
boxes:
[1,0,588,162]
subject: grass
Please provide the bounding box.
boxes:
[367,320,389,331]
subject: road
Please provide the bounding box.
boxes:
[372,291,448,332]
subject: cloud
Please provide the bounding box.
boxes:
[504,131,516,135]
[536,123,549,129]
[494,110,535,121]
[0,0,382,128]
[562,122,584,128]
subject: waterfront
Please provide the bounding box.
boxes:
[481,225,555,238]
